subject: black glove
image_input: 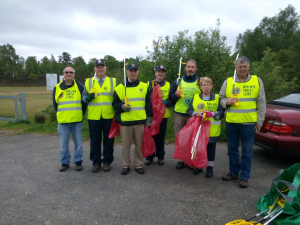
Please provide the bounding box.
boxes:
[87,93,96,101]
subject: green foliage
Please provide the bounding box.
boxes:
[25,56,39,75]
[28,73,36,80]
[41,105,57,122]
[251,48,298,102]
[73,56,89,78]
[58,52,72,65]
[0,44,21,76]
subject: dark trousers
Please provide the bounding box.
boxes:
[207,142,216,161]
[147,118,168,160]
[88,118,114,166]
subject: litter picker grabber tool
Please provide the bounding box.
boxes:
[177,57,185,98]
[90,72,98,96]
[232,53,240,106]
[191,113,207,159]
[124,58,129,106]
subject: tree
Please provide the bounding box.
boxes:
[25,56,39,75]
[73,56,88,77]
[58,52,72,65]
[0,44,20,78]
[39,56,52,74]
[235,5,300,62]
[250,48,298,102]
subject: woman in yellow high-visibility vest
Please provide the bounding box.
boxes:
[187,77,225,178]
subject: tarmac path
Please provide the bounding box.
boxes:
[0,133,298,225]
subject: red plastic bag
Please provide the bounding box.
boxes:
[174,116,211,168]
[149,85,165,136]
[142,127,156,158]
[108,114,121,138]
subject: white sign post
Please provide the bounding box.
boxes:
[59,75,64,83]
[46,74,57,91]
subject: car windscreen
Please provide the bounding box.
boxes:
[269,93,300,109]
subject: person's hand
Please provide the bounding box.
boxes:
[195,112,202,117]
[226,98,237,106]
[122,104,131,112]
[162,100,168,106]
[146,117,152,127]
[175,90,182,97]
[199,111,214,118]
[87,93,96,101]
[255,124,262,133]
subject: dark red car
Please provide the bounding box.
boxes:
[254,91,300,156]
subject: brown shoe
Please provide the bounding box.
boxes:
[222,172,239,181]
[103,163,111,172]
[121,167,130,175]
[239,179,248,188]
[92,165,100,173]
[134,168,145,174]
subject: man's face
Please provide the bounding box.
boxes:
[184,61,197,76]
[63,67,75,82]
[235,62,250,77]
[155,70,166,81]
[94,64,106,77]
[127,69,139,81]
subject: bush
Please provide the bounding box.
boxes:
[41,105,57,122]
[28,73,36,80]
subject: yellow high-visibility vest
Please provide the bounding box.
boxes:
[192,94,221,137]
[55,80,82,123]
[115,82,148,122]
[85,76,116,120]
[226,75,259,123]
[174,78,201,113]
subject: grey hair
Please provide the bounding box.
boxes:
[186,59,198,68]
[235,56,250,66]
[63,66,75,73]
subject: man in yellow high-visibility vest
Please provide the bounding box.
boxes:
[82,60,116,173]
[169,59,201,170]
[52,66,87,172]
[112,63,152,175]
[219,56,266,188]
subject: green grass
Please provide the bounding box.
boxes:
[0,87,226,143]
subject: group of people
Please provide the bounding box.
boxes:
[52,56,266,188]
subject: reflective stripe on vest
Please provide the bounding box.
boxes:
[55,80,82,123]
[192,94,221,137]
[85,76,116,120]
[115,82,147,122]
[225,75,259,123]
[174,78,201,113]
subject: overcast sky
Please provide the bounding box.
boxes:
[0,0,299,63]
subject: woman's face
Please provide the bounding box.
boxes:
[201,81,213,94]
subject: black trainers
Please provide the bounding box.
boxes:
[158,159,164,166]
[176,162,184,170]
[239,179,248,188]
[134,168,145,174]
[60,164,70,172]
[222,172,239,181]
[193,168,203,175]
[206,166,213,178]
[121,167,130,175]
[145,159,153,166]
[75,162,83,171]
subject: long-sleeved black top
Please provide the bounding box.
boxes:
[112,79,153,126]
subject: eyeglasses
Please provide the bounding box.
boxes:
[64,71,74,74]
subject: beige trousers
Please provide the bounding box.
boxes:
[120,124,144,169]
[174,112,190,162]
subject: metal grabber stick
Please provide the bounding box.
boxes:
[124,57,129,106]
[152,38,162,86]
[191,113,206,159]
[232,53,240,106]
[176,57,185,97]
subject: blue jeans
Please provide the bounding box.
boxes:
[57,122,83,165]
[226,122,255,180]
[88,118,114,166]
